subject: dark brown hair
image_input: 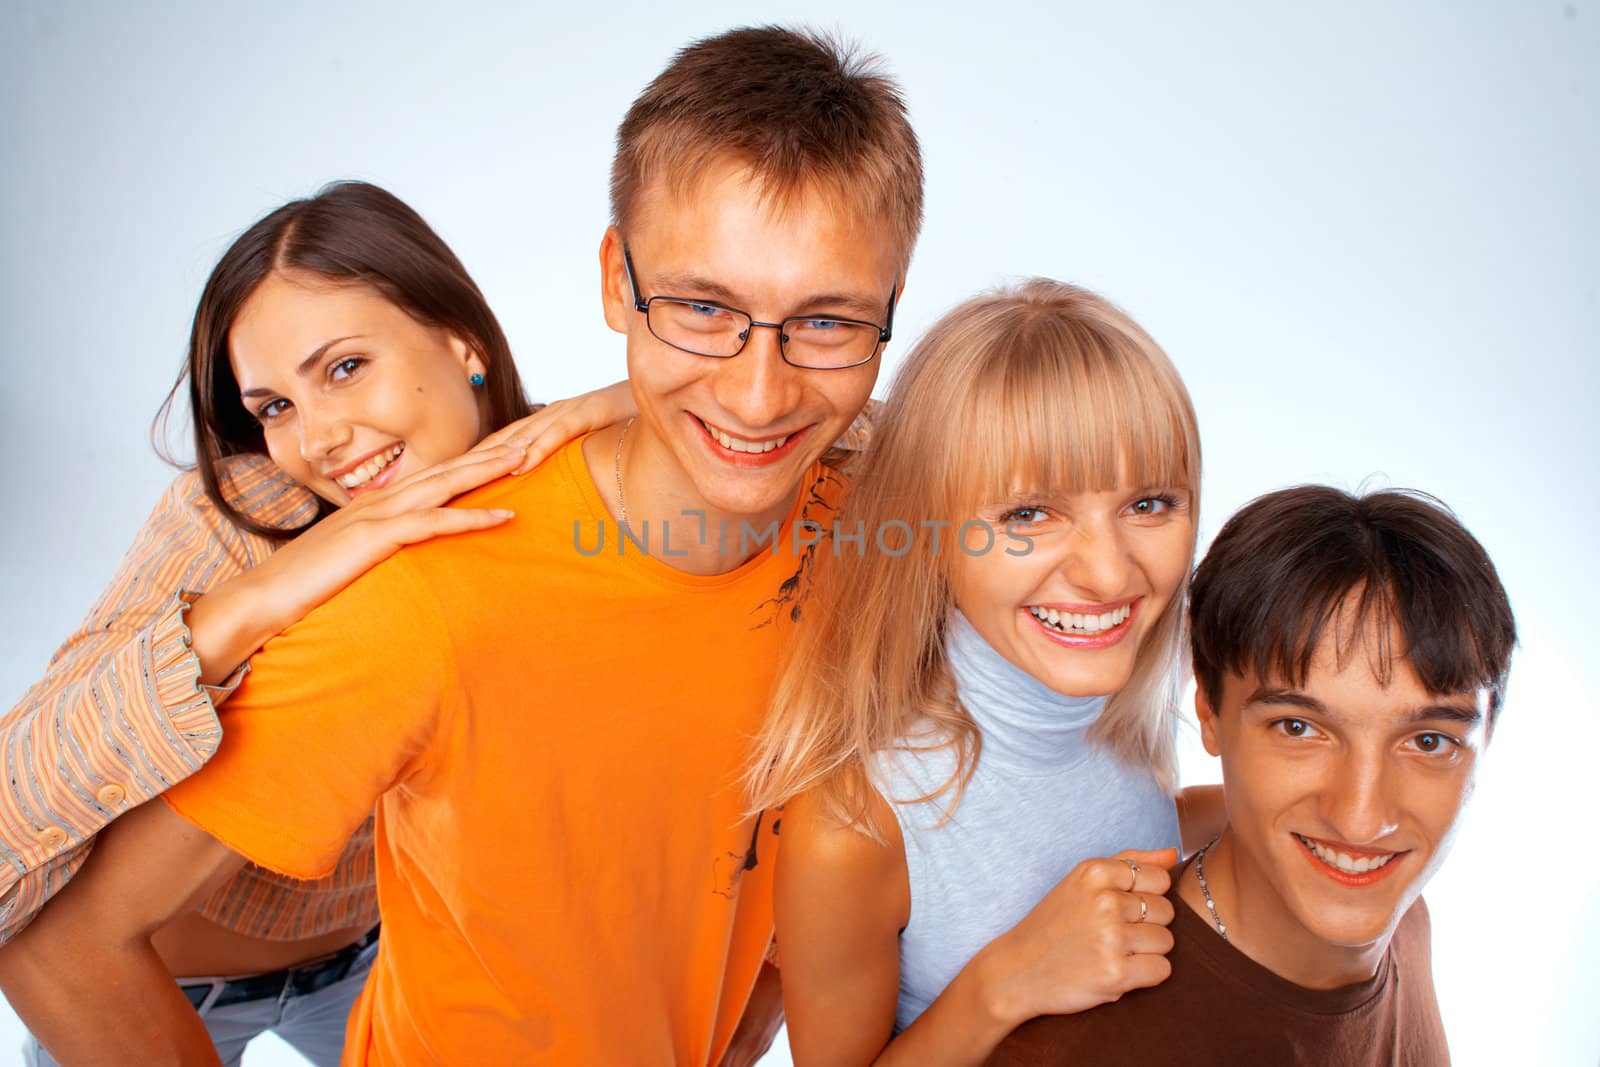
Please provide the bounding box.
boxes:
[154,180,531,540]
[610,26,924,274]
[1190,486,1516,722]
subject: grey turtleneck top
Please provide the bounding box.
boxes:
[871,611,1179,1031]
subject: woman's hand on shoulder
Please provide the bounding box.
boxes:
[476,380,637,475]
[184,444,525,683]
[775,787,908,1067]
[971,848,1179,1027]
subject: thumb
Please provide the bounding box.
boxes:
[1116,847,1180,868]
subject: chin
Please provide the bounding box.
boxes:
[1299,902,1407,951]
[689,455,816,517]
[1282,871,1422,951]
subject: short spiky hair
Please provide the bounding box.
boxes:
[1190,486,1516,722]
[610,26,924,274]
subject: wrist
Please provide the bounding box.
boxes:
[184,569,286,686]
[958,942,1029,1042]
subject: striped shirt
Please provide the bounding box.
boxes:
[0,454,378,942]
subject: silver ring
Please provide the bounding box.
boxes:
[1136,895,1148,923]
[1123,858,1141,892]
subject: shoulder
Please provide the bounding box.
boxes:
[212,454,319,530]
[782,784,903,877]
[777,783,910,943]
[450,436,591,514]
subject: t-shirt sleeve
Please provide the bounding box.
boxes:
[162,554,457,879]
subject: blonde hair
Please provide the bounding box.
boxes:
[746,279,1201,835]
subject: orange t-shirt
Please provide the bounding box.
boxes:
[163,438,844,1064]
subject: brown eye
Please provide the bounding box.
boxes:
[1003,506,1048,525]
[330,356,366,381]
[1273,717,1317,739]
[1413,732,1456,755]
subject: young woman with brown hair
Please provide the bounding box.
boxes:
[1,180,631,1065]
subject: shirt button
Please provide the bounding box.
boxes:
[97,784,127,808]
[35,826,68,850]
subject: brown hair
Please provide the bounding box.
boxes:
[747,280,1202,834]
[1190,486,1516,722]
[153,181,531,541]
[610,26,924,274]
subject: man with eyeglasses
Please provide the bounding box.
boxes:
[0,26,922,1067]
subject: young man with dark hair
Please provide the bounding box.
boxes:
[0,27,922,1065]
[989,485,1515,1066]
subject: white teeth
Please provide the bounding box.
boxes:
[337,444,403,489]
[703,419,789,455]
[1028,603,1131,635]
[1297,834,1396,875]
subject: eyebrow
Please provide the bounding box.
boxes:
[648,273,885,321]
[1245,686,1483,726]
[239,336,363,399]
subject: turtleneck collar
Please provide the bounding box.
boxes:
[945,610,1107,773]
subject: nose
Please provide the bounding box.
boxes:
[712,324,805,431]
[296,402,353,466]
[1059,514,1133,600]
[1321,746,1401,846]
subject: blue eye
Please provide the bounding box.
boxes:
[687,303,727,318]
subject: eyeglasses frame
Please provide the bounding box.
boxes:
[622,246,896,370]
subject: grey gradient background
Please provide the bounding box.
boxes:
[2,2,1596,1064]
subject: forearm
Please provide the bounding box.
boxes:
[870,953,1016,1067]
[0,799,242,1066]
[2,924,220,1066]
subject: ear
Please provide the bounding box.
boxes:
[599,226,632,336]
[446,332,488,381]
[1195,684,1223,758]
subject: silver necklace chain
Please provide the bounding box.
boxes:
[1195,836,1230,943]
[614,417,635,531]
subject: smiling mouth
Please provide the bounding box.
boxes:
[697,416,795,455]
[1295,833,1405,882]
[336,444,404,490]
[1027,602,1132,636]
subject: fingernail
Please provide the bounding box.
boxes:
[492,509,515,519]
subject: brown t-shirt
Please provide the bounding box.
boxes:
[986,879,1449,1066]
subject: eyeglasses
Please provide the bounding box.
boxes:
[623,247,895,370]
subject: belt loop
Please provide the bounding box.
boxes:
[181,977,227,1015]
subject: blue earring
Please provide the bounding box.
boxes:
[469,372,485,387]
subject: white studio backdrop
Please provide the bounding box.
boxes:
[2,2,1595,1064]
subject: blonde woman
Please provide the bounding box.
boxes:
[749,279,1215,1064]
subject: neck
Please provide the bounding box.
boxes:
[1180,829,1390,990]
[582,421,798,577]
[944,612,1105,770]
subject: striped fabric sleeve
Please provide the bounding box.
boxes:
[0,458,315,942]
